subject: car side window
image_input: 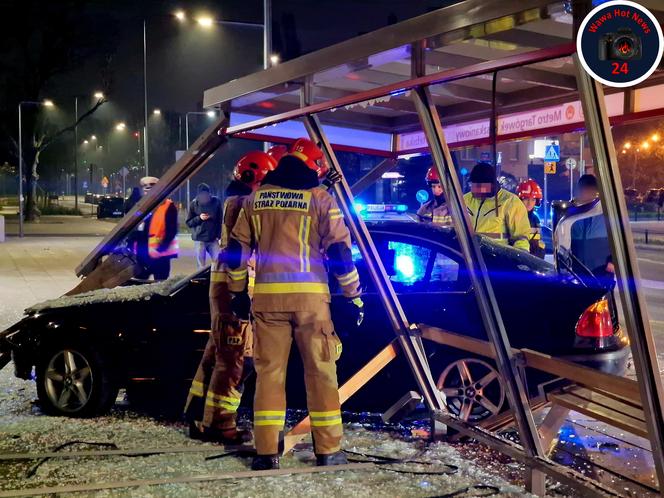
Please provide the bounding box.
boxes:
[328,243,375,294]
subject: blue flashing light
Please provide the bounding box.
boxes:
[353,203,366,214]
[395,255,415,279]
[416,189,430,204]
[395,204,408,212]
[460,167,468,176]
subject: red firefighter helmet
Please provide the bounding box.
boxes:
[288,138,329,178]
[267,144,288,162]
[425,167,440,184]
[517,179,543,201]
[233,151,277,188]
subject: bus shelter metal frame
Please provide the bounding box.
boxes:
[74,1,664,495]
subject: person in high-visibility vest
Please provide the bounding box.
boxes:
[463,163,530,252]
[130,176,179,280]
[417,166,452,227]
[226,138,363,471]
[184,151,278,444]
[516,179,546,258]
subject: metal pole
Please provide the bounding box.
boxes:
[74,97,79,210]
[143,19,149,176]
[544,166,548,222]
[18,103,24,238]
[580,134,585,176]
[185,113,190,208]
[574,55,664,492]
[410,85,543,460]
[263,0,272,69]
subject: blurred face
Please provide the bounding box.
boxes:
[430,182,443,197]
[522,198,537,212]
[578,186,599,204]
[471,183,493,198]
[141,183,156,196]
[198,191,211,204]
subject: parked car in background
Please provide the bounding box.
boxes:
[0,220,629,422]
[96,196,125,219]
[644,188,664,211]
[624,187,641,209]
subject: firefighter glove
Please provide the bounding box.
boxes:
[322,169,342,190]
[349,296,364,327]
[230,292,251,320]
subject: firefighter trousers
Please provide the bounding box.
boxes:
[253,307,343,456]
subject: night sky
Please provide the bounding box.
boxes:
[0,0,454,194]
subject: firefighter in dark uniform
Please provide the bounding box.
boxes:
[516,179,546,258]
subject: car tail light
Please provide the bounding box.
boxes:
[575,298,614,338]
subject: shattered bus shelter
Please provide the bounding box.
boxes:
[76,0,664,495]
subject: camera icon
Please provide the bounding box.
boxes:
[598,28,642,61]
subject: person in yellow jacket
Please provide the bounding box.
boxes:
[184,151,277,444]
[463,162,530,252]
[226,138,363,471]
[417,166,452,227]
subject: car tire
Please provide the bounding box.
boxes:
[432,349,506,424]
[36,342,118,417]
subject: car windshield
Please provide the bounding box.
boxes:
[168,266,210,295]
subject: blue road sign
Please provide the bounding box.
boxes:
[544,144,560,162]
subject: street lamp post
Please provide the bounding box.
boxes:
[184,111,217,207]
[17,100,53,238]
[143,20,149,176]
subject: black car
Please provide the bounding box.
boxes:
[0,221,629,421]
[97,196,125,219]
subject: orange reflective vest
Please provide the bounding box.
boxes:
[148,199,179,259]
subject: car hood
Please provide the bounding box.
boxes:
[24,276,183,315]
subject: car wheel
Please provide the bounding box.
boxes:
[36,344,118,417]
[436,358,505,424]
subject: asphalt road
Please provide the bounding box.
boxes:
[637,244,664,358]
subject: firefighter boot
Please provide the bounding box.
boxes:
[251,454,280,470]
[316,451,348,466]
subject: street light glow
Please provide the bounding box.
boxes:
[43,99,54,107]
[115,122,126,131]
[624,142,631,149]
[622,150,627,154]
[94,91,104,99]
[652,133,660,142]
[196,16,214,28]
[153,108,161,116]
[91,135,97,140]
[83,140,89,145]
[174,10,186,21]
[206,110,216,118]
[270,54,280,65]
[642,141,650,150]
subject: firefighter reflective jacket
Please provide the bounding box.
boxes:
[148,199,179,259]
[527,210,546,259]
[227,181,361,312]
[417,198,452,226]
[463,189,530,252]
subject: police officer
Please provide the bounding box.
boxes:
[417,167,452,227]
[464,162,530,251]
[184,151,277,444]
[517,179,545,258]
[226,138,363,471]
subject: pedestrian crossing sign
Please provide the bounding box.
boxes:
[544,162,557,174]
[544,144,560,162]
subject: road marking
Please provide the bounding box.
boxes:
[641,279,664,290]
[637,257,664,266]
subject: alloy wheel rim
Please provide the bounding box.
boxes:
[44,350,93,413]
[437,358,505,423]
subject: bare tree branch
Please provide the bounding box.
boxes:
[39,98,107,152]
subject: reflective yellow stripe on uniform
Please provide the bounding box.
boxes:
[254,410,286,426]
[205,393,241,412]
[309,409,342,427]
[336,268,359,286]
[189,380,206,398]
[254,282,330,294]
[252,215,261,242]
[210,271,228,282]
[330,208,344,220]
[298,215,312,272]
[228,268,248,281]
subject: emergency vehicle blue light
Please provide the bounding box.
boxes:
[460,168,468,176]
[354,203,367,214]
[416,190,429,203]
[395,204,408,212]
[395,255,415,279]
